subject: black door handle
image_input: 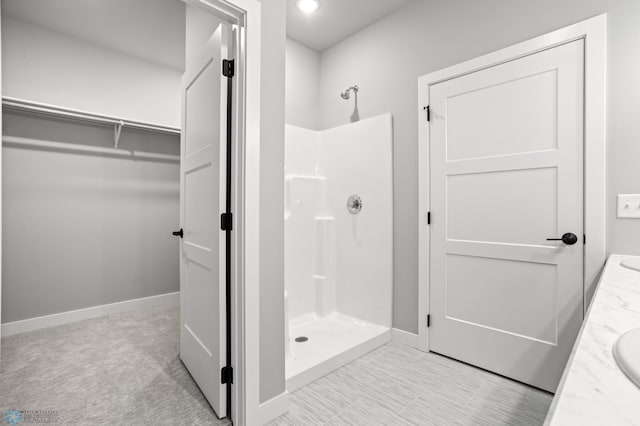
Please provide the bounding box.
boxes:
[172,228,183,238]
[546,233,578,245]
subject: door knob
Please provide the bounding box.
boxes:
[172,228,183,238]
[546,233,578,245]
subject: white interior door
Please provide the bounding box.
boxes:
[429,40,584,392]
[179,23,231,417]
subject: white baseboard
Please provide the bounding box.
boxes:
[258,391,289,425]
[1,292,179,337]
[392,328,420,349]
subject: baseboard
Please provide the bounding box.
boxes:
[258,391,289,425]
[392,328,420,349]
[1,292,180,337]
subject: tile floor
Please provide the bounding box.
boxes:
[1,305,552,425]
[270,342,553,426]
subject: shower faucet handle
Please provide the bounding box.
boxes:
[347,195,363,214]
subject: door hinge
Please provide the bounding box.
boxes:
[423,105,430,122]
[221,366,233,384]
[427,314,431,328]
[221,213,233,231]
[222,59,235,78]
[427,212,431,225]
[584,234,586,244]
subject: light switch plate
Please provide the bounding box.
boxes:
[617,194,640,218]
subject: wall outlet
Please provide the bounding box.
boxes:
[617,194,640,218]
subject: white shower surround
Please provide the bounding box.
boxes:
[284,114,393,391]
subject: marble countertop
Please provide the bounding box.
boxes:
[545,254,640,425]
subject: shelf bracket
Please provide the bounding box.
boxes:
[114,120,124,149]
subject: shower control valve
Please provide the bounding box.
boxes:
[347,195,363,214]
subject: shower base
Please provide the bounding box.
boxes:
[285,313,390,392]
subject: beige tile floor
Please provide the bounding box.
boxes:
[270,342,553,426]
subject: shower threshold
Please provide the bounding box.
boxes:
[285,313,390,392]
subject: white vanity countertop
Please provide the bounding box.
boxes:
[545,254,640,425]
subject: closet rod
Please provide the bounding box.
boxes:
[2,96,181,136]
[3,136,180,163]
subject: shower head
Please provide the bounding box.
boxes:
[340,85,359,100]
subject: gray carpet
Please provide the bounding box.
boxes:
[0,305,230,425]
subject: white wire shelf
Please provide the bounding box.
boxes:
[2,96,181,149]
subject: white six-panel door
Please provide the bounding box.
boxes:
[179,23,230,417]
[429,40,585,392]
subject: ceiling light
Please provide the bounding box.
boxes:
[296,0,320,13]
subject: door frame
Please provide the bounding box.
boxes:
[0,0,265,422]
[181,0,261,424]
[417,14,607,352]
[0,5,3,357]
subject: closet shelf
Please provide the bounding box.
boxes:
[2,136,180,163]
[2,96,181,148]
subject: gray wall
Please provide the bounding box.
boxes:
[2,15,182,128]
[1,12,182,324]
[285,38,321,130]
[259,0,287,404]
[318,0,640,334]
[2,114,179,323]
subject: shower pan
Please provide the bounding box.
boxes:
[284,114,393,391]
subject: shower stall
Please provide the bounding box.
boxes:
[284,113,393,391]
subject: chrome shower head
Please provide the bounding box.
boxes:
[340,85,359,100]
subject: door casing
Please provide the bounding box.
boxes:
[181,1,256,424]
[0,0,266,423]
[417,14,607,354]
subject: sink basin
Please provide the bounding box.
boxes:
[620,257,640,272]
[613,328,640,388]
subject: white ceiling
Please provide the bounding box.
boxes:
[2,0,414,68]
[1,0,186,70]
[286,0,415,52]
